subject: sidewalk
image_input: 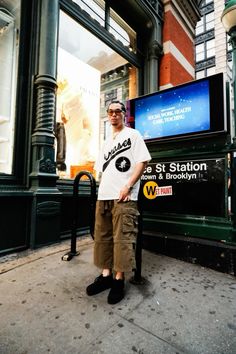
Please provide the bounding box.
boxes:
[0,236,236,354]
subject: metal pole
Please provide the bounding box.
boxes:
[229,27,236,231]
[229,27,236,144]
[130,189,145,285]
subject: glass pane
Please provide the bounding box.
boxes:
[196,43,204,54]
[196,52,204,62]
[196,71,205,79]
[195,17,204,35]
[206,66,215,76]
[227,60,233,71]
[72,0,105,26]
[196,24,204,36]
[195,43,204,62]
[0,0,21,174]
[57,11,138,179]
[206,12,214,31]
[206,12,214,23]
[227,34,232,51]
[206,48,215,58]
[110,8,136,52]
[206,39,215,58]
[206,20,214,31]
[206,39,215,49]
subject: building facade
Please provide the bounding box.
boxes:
[195,0,229,79]
[195,0,234,135]
[2,0,235,274]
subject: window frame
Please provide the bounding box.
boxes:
[60,0,143,69]
[195,0,215,78]
[57,1,144,181]
[0,0,33,186]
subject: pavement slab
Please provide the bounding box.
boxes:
[0,236,236,354]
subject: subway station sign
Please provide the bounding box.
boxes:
[140,158,226,217]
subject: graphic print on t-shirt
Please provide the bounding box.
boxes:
[115,157,131,172]
[102,137,131,172]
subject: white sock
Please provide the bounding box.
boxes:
[102,269,111,277]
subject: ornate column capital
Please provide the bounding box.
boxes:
[148,40,163,60]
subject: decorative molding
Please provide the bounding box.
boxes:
[0,187,33,194]
[39,158,56,174]
[36,201,61,216]
[227,51,232,62]
[163,0,200,38]
[195,29,214,45]
[101,64,130,83]
[34,74,57,132]
[159,83,173,91]
[200,3,214,15]
[146,0,164,19]
[148,39,163,60]
[195,57,215,71]
[163,40,195,76]
[36,89,55,131]
[173,0,201,28]
[147,0,158,9]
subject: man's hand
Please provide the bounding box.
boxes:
[118,185,131,202]
[118,161,148,202]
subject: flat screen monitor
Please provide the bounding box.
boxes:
[128,73,226,142]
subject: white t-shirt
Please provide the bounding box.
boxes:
[95,126,151,200]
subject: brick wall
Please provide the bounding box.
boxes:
[160,2,196,88]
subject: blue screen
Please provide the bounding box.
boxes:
[134,80,210,140]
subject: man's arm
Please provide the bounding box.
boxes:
[118,161,148,202]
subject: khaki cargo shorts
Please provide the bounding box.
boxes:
[93,200,140,272]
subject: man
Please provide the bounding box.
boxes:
[86,100,151,304]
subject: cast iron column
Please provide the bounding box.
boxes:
[30,0,59,189]
[30,0,61,248]
[229,27,236,231]
[147,39,163,93]
[229,27,236,145]
[145,0,163,93]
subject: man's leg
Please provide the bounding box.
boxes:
[107,201,139,304]
[86,201,114,296]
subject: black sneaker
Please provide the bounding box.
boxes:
[86,274,113,296]
[107,279,125,304]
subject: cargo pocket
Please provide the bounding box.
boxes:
[119,208,139,244]
[122,208,139,234]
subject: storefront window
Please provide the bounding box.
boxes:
[57,11,137,179]
[71,0,136,51]
[72,0,104,25]
[109,8,136,52]
[0,0,20,174]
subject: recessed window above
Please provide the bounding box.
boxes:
[71,0,136,52]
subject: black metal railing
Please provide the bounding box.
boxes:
[62,171,96,261]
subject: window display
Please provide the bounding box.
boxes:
[57,11,138,179]
[57,48,101,178]
[0,0,20,174]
